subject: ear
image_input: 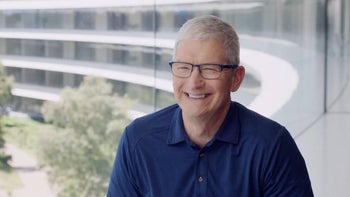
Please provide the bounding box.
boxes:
[230,66,245,92]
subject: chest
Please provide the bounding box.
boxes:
[133,142,266,197]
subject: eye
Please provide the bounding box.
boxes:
[201,65,220,73]
[177,66,191,70]
[174,63,191,70]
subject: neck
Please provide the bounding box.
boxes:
[182,103,231,148]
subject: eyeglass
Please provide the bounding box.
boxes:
[169,61,238,79]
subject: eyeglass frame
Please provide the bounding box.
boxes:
[169,61,239,79]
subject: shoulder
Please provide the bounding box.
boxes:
[130,104,179,129]
[233,102,283,131]
[122,104,179,145]
[231,102,313,195]
[232,102,291,145]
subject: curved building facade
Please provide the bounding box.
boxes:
[0,0,349,138]
[1,1,350,196]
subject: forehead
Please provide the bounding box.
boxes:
[174,39,226,63]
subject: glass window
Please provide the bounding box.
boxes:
[38,11,63,28]
[107,11,126,30]
[5,11,22,28]
[107,45,127,64]
[109,79,126,96]
[4,67,22,83]
[74,10,95,29]
[47,71,63,88]
[46,40,63,58]
[23,69,45,85]
[22,10,38,28]
[174,11,194,30]
[142,11,154,31]
[74,74,84,87]
[155,49,172,72]
[75,42,95,61]
[62,73,76,87]
[0,1,330,136]
[22,40,45,57]
[125,83,153,105]
[142,51,155,68]
[326,0,350,110]
[12,97,44,116]
[0,39,5,54]
[155,90,175,110]
[1,1,349,196]
[6,38,22,55]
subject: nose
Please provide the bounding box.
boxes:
[190,65,202,78]
[188,66,204,87]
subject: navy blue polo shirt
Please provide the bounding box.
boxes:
[107,102,313,197]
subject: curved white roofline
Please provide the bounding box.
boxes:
[241,49,299,117]
[0,30,174,49]
[11,85,61,102]
[0,0,215,10]
[1,57,173,93]
[0,1,262,10]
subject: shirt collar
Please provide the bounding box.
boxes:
[167,102,240,145]
[214,102,240,144]
[167,107,187,145]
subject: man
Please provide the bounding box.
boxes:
[107,15,313,196]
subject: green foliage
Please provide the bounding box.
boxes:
[156,90,176,109]
[2,117,49,155]
[40,76,133,197]
[0,167,24,193]
[0,63,13,170]
[0,153,11,169]
[125,83,153,105]
[1,117,45,193]
[0,64,13,115]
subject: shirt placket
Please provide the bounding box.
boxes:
[195,149,208,197]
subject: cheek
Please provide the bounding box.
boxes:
[172,78,182,94]
[214,78,235,96]
[172,77,178,88]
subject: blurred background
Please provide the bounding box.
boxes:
[0,0,349,196]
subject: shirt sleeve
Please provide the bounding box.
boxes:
[106,128,142,197]
[263,127,314,197]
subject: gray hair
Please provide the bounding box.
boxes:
[173,15,240,65]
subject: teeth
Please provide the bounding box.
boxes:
[188,94,206,99]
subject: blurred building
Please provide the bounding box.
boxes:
[0,0,349,137]
[0,1,349,196]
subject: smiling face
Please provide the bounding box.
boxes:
[172,39,242,119]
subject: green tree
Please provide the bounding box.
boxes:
[0,63,13,169]
[40,76,133,197]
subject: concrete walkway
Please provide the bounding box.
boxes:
[0,144,55,197]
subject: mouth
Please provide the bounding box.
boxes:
[185,93,209,99]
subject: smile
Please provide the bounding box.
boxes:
[187,93,208,99]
